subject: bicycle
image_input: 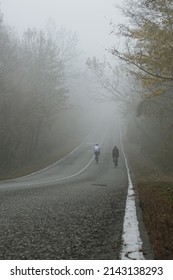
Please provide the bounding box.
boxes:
[95,152,100,163]
[113,156,118,167]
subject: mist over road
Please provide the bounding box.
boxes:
[0,118,128,259]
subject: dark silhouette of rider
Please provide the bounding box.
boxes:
[112,146,119,166]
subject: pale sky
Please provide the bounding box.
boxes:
[0,0,123,58]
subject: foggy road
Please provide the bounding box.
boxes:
[0,0,171,264]
[0,120,129,259]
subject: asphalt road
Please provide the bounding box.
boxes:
[0,120,129,260]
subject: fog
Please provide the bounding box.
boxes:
[1,0,122,58]
[1,0,124,109]
[2,0,170,179]
[0,0,126,176]
[0,0,172,262]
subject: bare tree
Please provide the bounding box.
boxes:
[0,9,78,175]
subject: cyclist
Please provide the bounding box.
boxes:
[94,144,100,162]
[112,145,119,167]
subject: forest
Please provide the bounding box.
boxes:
[0,9,91,179]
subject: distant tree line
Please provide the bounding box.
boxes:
[0,10,77,176]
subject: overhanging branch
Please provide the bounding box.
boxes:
[111,49,173,81]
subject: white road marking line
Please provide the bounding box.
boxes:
[21,133,91,178]
[0,133,91,183]
[0,133,106,189]
[119,122,144,260]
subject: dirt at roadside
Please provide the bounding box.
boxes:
[137,182,173,259]
[125,144,173,259]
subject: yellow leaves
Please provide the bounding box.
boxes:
[131,29,146,40]
[113,0,173,86]
[151,88,166,96]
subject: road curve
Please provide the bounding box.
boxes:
[0,119,129,259]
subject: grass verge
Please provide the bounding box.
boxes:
[125,143,173,259]
[137,182,173,259]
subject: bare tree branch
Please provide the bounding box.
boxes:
[111,49,173,81]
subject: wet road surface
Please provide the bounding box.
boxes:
[0,121,128,259]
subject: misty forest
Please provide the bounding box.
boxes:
[87,0,173,174]
[0,9,89,176]
[0,0,173,260]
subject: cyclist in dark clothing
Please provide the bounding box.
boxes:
[112,146,119,167]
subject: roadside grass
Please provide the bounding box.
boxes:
[125,143,173,259]
[137,182,173,259]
